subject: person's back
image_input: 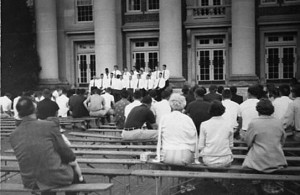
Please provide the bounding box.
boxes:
[124,104,155,129]
[273,84,292,120]
[221,89,240,130]
[89,93,104,111]
[152,91,171,125]
[185,88,211,133]
[37,89,59,119]
[204,85,222,102]
[68,89,89,118]
[10,119,74,190]
[230,86,243,104]
[56,91,69,117]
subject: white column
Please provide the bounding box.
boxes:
[35,0,59,82]
[94,0,118,74]
[231,0,256,76]
[159,0,182,77]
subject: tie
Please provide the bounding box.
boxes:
[147,80,149,90]
[101,79,103,88]
[157,79,160,88]
[129,80,131,88]
[137,79,140,88]
[93,79,95,86]
[110,79,112,86]
[163,71,165,79]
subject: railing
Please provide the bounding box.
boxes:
[187,5,229,18]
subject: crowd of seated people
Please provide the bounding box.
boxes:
[1,75,300,193]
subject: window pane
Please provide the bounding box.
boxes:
[148,0,159,10]
[135,53,145,70]
[77,0,93,22]
[199,39,209,44]
[90,55,96,79]
[199,51,210,80]
[135,42,145,47]
[148,41,158,47]
[283,36,294,41]
[213,50,224,80]
[79,55,88,83]
[267,48,279,79]
[261,0,277,4]
[282,48,294,79]
[128,0,141,11]
[148,52,158,70]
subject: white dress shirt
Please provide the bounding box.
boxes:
[199,116,233,156]
[56,94,69,117]
[154,78,166,89]
[13,96,21,119]
[124,100,142,119]
[162,69,170,80]
[152,70,161,80]
[133,79,145,91]
[238,98,259,131]
[144,79,154,90]
[152,99,171,124]
[222,99,240,129]
[272,96,293,120]
[0,96,12,112]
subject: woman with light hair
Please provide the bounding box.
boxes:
[155,93,198,166]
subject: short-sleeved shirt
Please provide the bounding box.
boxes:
[124,104,155,129]
[37,98,59,119]
[115,98,130,129]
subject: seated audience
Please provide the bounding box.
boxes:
[273,84,292,120]
[37,89,59,120]
[238,85,260,140]
[230,86,243,104]
[56,88,69,117]
[242,98,287,172]
[198,100,233,167]
[222,89,240,131]
[124,90,142,119]
[83,88,106,117]
[122,96,158,140]
[114,89,131,129]
[152,90,172,125]
[10,97,85,195]
[68,89,89,119]
[283,84,300,141]
[204,85,222,102]
[185,88,211,134]
[155,93,198,165]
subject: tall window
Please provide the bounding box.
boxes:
[128,0,141,12]
[196,36,226,82]
[76,0,93,22]
[199,0,222,6]
[148,0,159,11]
[265,34,297,80]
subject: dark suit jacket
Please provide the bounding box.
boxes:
[231,94,243,104]
[204,93,222,102]
[68,95,89,118]
[10,117,75,190]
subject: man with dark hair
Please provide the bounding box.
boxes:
[238,85,260,140]
[10,97,84,195]
[204,85,222,102]
[185,88,211,134]
[68,89,89,118]
[230,86,243,104]
[283,84,300,141]
[273,84,292,120]
[37,89,59,120]
[222,89,240,132]
[124,90,142,119]
[161,64,170,88]
[152,90,171,124]
[122,95,158,140]
[114,89,131,129]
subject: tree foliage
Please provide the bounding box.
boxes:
[1,0,41,96]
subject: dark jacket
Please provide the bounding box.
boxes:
[10,117,75,190]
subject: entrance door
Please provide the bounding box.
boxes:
[77,54,96,85]
[196,49,225,81]
[266,46,296,79]
[133,51,159,71]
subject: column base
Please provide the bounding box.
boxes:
[169,76,186,88]
[38,79,70,89]
[228,75,259,86]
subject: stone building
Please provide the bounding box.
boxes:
[35,0,300,88]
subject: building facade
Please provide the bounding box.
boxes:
[35,0,300,88]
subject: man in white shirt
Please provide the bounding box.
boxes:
[88,75,101,93]
[134,74,145,92]
[124,90,142,120]
[273,84,292,120]
[132,66,139,77]
[112,65,122,77]
[221,89,240,132]
[144,74,154,92]
[122,67,130,81]
[152,90,171,125]
[238,85,260,140]
[151,65,161,81]
[56,88,69,117]
[162,64,170,88]
[0,93,12,116]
